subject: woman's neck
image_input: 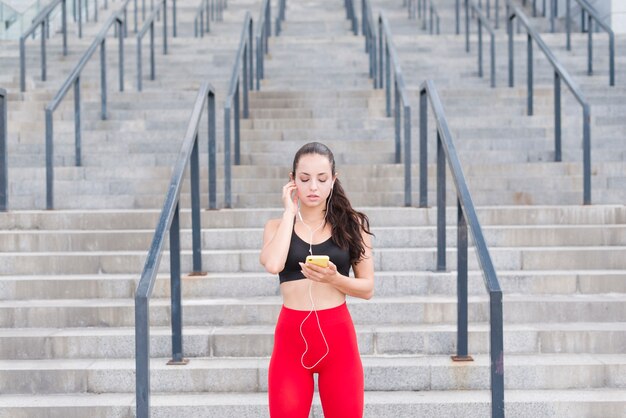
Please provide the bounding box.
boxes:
[298,206,325,225]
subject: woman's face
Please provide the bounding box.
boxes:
[293,153,335,208]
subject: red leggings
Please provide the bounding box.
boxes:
[268,302,364,418]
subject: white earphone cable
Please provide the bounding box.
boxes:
[298,185,333,369]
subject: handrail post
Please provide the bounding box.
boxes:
[495,0,499,28]
[100,39,108,120]
[119,19,125,92]
[490,31,495,87]
[583,105,591,205]
[41,21,47,82]
[78,0,83,38]
[451,198,472,362]
[150,22,156,80]
[190,138,202,273]
[609,34,615,86]
[208,91,217,209]
[378,19,383,89]
[173,0,177,37]
[394,81,401,164]
[0,89,7,212]
[62,0,68,55]
[587,13,592,75]
[249,21,254,93]
[490,291,505,417]
[456,0,460,34]
[168,203,187,365]
[554,71,561,162]
[135,294,150,418]
[436,132,445,272]
[385,43,391,117]
[137,33,143,91]
[74,77,82,166]
[45,109,54,210]
[419,89,427,208]
[403,104,411,207]
[224,105,232,208]
[465,0,470,53]
[508,13,514,87]
[478,19,483,78]
[566,0,571,50]
[163,0,168,54]
[527,33,533,116]
[20,37,26,92]
[234,84,241,166]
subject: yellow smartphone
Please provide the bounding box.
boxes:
[305,255,329,268]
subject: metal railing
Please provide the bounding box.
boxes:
[373,13,411,204]
[224,12,254,208]
[466,0,496,87]
[19,0,67,92]
[362,0,377,87]
[0,88,6,212]
[256,0,271,89]
[565,0,615,86]
[456,0,501,33]
[193,0,225,38]
[408,0,440,35]
[135,81,217,418]
[420,79,504,418]
[275,0,286,35]
[136,0,168,91]
[44,1,130,209]
[345,0,358,35]
[507,3,591,205]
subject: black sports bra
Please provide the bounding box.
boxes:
[278,226,351,284]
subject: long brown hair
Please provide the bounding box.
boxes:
[292,142,373,265]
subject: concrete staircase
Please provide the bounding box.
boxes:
[0,0,625,417]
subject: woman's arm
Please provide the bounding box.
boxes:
[260,180,299,274]
[259,212,295,274]
[299,229,374,300]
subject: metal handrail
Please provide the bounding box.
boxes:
[408,0,440,35]
[224,12,254,208]
[456,0,501,33]
[256,0,271,89]
[0,88,6,212]
[136,0,168,91]
[345,0,358,35]
[193,0,224,38]
[135,81,217,418]
[420,79,504,418]
[466,0,496,87]
[44,1,131,209]
[362,0,377,87]
[565,0,615,86]
[507,3,591,205]
[374,13,411,205]
[19,0,67,92]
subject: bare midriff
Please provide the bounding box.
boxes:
[280,279,346,311]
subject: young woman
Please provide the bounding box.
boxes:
[260,142,375,418]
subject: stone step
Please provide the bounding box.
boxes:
[1,206,623,229]
[2,270,624,300]
[0,389,623,418]
[0,294,623,327]
[0,224,624,252]
[1,243,626,274]
[1,321,623,359]
[0,354,623,393]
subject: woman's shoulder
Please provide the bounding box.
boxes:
[263,217,283,232]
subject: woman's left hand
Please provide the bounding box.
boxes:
[299,261,339,285]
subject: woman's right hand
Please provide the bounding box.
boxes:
[282,180,298,216]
